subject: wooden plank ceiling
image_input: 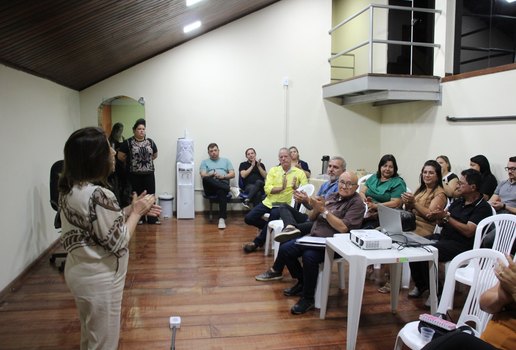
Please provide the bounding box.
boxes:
[0,0,279,91]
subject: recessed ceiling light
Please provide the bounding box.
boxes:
[186,0,205,7]
[183,20,202,33]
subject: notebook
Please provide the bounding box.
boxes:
[377,204,434,246]
[295,235,327,247]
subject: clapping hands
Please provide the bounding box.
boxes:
[495,256,516,297]
[132,191,162,217]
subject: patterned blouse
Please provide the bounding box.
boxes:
[119,137,157,174]
[59,184,129,258]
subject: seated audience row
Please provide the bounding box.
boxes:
[245,152,514,315]
[199,144,311,229]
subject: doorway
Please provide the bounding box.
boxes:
[98,96,145,139]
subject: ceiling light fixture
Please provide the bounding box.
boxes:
[186,0,205,7]
[183,20,202,33]
[506,0,516,3]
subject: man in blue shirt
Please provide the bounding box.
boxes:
[274,156,347,243]
[199,143,235,229]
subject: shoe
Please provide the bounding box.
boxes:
[137,220,144,225]
[230,186,240,198]
[274,225,302,243]
[283,282,303,296]
[255,269,283,281]
[291,297,315,315]
[378,282,391,294]
[243,242,257,253]
[153,220,161,225]
[408,286,428,298]
[242,199,250,209]
[218,218,226,229]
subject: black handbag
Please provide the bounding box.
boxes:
[398,209,416,231]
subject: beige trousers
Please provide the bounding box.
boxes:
[65,252,128,350]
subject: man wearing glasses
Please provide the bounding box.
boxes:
[489,156,516,215]
[274,156,347,243]
[255,172,365,314]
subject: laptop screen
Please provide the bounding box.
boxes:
[377,204,403,234]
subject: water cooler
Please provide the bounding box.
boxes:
[176,137,195,219]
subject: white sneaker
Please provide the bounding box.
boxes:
[230,186,240,198]
[218,218,226,229]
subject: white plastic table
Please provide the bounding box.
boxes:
[319,233,438,350]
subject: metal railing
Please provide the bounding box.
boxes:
[329,3,442,77]
[330,53,355,81]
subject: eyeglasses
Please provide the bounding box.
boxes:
[339,181,357,188]
[505,167,516,172]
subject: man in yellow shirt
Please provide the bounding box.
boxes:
[243,147,308,253]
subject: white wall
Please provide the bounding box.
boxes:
[79,0,382,210]
[380,69,516,190]
[0,64,80,291]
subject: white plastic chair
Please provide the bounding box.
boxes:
[455,214,516,285]
[315,258,347,308]
[394,249,509,350]
[263,183,315,256]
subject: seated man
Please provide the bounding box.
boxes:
[489,156,516,214]
[243,147,307,253]
[484,156,516,252]
[274,156,347,243]
[239,148,267,208]
[199,143,235,229]
[258,172,365,314]
[409,169,493,299]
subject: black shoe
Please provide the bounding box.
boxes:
[283,282,303,296]
[274,226,302,243]
[291,297,315,315]
[243,242,257,253]
[255,269,283,281]
[408,286,428,298]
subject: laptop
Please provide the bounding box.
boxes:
[377,205,435,246]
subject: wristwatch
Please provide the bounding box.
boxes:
[322,209,329,219]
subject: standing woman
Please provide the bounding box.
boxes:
[402,160,448,237]
[118,118,159,224]
[108,122,125,150]
[59,127,161,349]
[108,123,130,207]
[289,146,311,178]
[436,155,459,199]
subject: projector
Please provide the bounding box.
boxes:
[350,229,392,250]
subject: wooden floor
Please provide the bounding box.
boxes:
[0,214,447,349]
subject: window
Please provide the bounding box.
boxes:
[454,0,516,74]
